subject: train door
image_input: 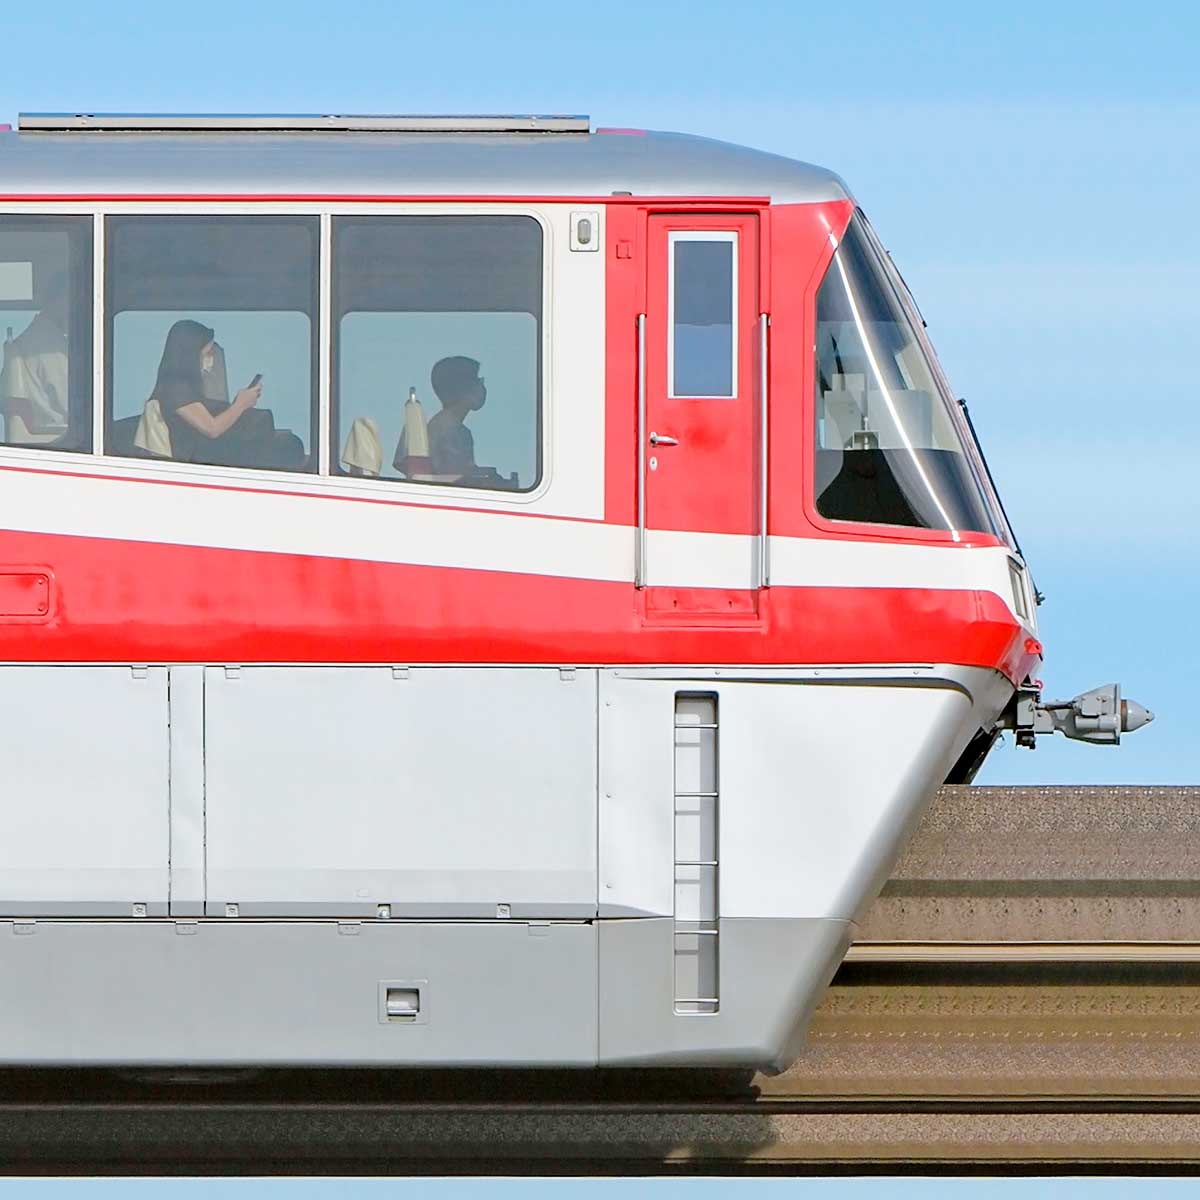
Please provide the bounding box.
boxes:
[640,213,763,613]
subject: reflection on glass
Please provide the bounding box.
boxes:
[814,214,998,537]
[671,235,734,397]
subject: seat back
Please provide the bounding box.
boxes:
[132,398,172,458]
[340,416,382,477]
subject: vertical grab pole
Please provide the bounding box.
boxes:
[92,213,105,456]
[636,312,647,589]
[317,212,332,476]
[758,312,770,588]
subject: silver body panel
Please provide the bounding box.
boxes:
[0,666,170,916]
[0,919,597,1066]
[598,667,1010,922]
[599,917,851,1072]
[168,665,205,917]
[0,916,845,1070]
[0,662,1009,1067]
[0,129,850,204]
[202,666,597,919]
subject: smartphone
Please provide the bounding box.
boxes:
[248,373,263,389]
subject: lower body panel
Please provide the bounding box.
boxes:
[0,919,596,1067]
[599,916,852,1072]
[0,916,847,1069]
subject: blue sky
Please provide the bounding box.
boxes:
[0,0,1197,1192]
[3,0,1196,784]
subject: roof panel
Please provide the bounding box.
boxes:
[0,128,851,204]
[18,112,592,133]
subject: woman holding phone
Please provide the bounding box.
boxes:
[150,319,305,469]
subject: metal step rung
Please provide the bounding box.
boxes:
[673,692,720,1017]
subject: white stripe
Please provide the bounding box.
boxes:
[0,463,1030,629]
[0,464,632,581]
[769,534,1021,595]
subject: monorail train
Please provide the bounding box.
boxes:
[0,113,1150,1072]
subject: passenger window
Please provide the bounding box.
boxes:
[333,216,542,492]
[0,216,93,452]
[813,213,998,536]
[105,216,318,472]
[670,232,735,398]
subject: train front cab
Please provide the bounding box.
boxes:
[597,196,1031,1068]
[0,186,1034,1071]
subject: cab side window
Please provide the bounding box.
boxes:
[105,216,318,473]
[813,213,998,536]
[333,216,542,492]
[0,216,93,452]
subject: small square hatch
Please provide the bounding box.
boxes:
[0,572,51,618]
[378,980,428,1024]
[386,988,419,1019]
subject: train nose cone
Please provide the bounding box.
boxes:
[1121,699,1154,734]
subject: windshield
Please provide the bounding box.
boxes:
[814,212,1008,541]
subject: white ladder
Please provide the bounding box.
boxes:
[672,693,719,1014]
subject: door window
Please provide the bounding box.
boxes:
[669,232,736,399]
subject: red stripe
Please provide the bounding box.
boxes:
[0,529,1034,683]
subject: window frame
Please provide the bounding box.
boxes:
[803,208,1006,547]
[853,212,1013,544]
[0,210,96,454]
[102,212,322,474]
[329,211,548,496]
[0,201,555,511]
[667,230,738,401]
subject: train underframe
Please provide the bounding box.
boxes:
[0,662,1012,1070]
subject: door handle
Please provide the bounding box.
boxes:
[649,431,679,447]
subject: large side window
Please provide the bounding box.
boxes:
[0,215,93,452]
[105,216,318,473]
[813,213,998,536]
[333,216,542,492]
